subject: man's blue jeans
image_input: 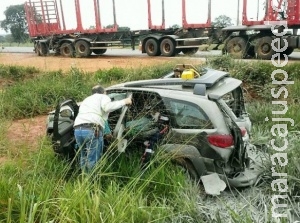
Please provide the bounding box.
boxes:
[74,127,103,173]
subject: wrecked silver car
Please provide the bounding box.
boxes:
[46,65,263,189]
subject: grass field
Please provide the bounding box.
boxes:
[0,57,299,222]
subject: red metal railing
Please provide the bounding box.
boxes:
[242,0,300,27]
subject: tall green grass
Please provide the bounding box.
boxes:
[206,56,298,102]
[0,59,299,222]
[0,136,202,222]
[1,131,299,222]
[0,65,39,80]
[0,64,175,120]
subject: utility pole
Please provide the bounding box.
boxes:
[257,0,260,20]
[237,0,240,25]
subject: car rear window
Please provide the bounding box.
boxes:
[219,87,245,118]
[164,98,213,129]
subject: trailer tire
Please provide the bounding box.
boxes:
[60,43,75,57]
[93,49,107,55]
[181,47,198,55]
[36,42,48,56]
[255,36,275,60]
[75,40,91,57]
[225,37,248,59]
[145,38,160,56]
[283,47,294,56]
[175,49,181,55]
[160,38,176,57]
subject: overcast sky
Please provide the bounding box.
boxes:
[0,0,263,34]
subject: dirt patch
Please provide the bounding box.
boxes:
[0,53,180,72]
[1,115,47,165]
[6,115,47,148]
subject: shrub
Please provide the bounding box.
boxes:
[0,65,39,80]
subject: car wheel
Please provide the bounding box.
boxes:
[175,158,199,182]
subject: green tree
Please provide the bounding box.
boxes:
[212,15,233,28]
[170,24,181,29]
[0,4,28,44]
[4,34,14,43]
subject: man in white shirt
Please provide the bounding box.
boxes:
[74,85,132,173]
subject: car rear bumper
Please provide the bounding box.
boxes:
[218,168,263,188]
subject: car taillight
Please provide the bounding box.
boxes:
[207,135,234,148]
[240,127,247,137]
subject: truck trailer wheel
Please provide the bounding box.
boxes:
[75,40,91,57]
[225,37,248,59]
[145,38,160,56]
[93,49,107,55]
[160,38,176,57]
[283,47,294,56]
[35,42,48,56]
[60,43,74,57]
[255,36,275,60]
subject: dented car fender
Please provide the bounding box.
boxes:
[160,143,207,177]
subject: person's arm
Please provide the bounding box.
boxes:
[102,96,132,113]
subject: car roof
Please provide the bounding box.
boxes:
[107,68,242,100]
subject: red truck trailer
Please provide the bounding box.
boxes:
[24,0,216,57]
[222,0,300,59]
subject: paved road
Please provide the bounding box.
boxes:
[1,46,300,60]
[0,46,220,58]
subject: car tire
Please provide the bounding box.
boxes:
[183,160,199,181]
[175,158,199,182]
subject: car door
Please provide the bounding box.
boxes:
[215,98,246,172]
[220,86,251,135]
[107,90,165,153]
[47,98,79,159]
[105,91,132,152]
